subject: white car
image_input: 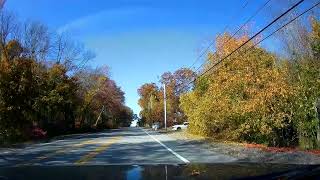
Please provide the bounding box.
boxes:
[172,122,189,131]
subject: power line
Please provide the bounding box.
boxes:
[195,0,305,83]
[178,0,319,107]
[234,0,273,41]
[194,0,273,73]
[187,0,250,70]
[247,0,320,52]
[223,0,320,74]
[178,0,306,90]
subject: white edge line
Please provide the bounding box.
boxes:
[141,128,190,163]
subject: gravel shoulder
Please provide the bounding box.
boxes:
[164,129,320,165]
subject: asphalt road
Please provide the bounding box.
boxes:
[0,127,236,166]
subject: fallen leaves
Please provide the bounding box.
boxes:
[244,142,320,155]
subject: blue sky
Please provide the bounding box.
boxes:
[6,0,313,114]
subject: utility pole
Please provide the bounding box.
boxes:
[163,83,167,130]
[94,105,105,127]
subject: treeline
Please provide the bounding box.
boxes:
[0,10,133,144]
[180,17,320,149]
[138,68,195,127]
[138,17,320,149]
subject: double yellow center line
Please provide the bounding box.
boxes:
[35,139,96,161]
[17,136,121,166]
[75,136,122,165]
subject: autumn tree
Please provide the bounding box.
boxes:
[284,17,320,149]
[0,57,39,141]
[138,68,195,127]
[138,83,161,126]
[159,68,196,125]
[0,10,132,144]
[35,64,79,136]
[74,66,131,129]
[180,33,297,146]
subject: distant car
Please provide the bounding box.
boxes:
[152,122,160,130]
[172,122,189,131]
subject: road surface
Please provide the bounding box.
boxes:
[0,128,236,166]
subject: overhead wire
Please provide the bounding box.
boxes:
[177,0,310,91]
[193,0,273,73]
[187,0,251,70]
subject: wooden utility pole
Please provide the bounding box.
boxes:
[94,105,105,127]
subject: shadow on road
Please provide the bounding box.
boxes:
[1,127,280,167]
[52,128,148,141]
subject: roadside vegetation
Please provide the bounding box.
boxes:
[0,10,133,145]
[139,16,320,149]
[137,68,195,127]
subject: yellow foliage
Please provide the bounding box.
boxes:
[181,33,296,145]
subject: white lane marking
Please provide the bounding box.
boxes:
[141,128,190,163]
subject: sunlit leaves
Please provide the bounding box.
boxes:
[138,68,196,127]
[180,18,320,148]
[181,32,298,146]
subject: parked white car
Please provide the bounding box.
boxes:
[172,122,189,131]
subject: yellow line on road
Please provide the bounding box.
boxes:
[35,139,96,160]
[75,136,122,165]
[16,139,96,166]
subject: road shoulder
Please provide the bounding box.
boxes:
[164,129,320,165]
[142,128,237,163]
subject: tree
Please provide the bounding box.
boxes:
[137,68,196,127]
[0,10,132,144]
[74,66,131,129]
[51,33,95,71]
[137,83,163,126]
[285,17,320,149]
[0,56,40,141]
[35,64,79,135]
[159,68,196,125]
[311,17,320,59]
[21,21,50,61]
[181,33,296,146]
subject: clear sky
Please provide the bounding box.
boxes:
[6,0,314,114]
